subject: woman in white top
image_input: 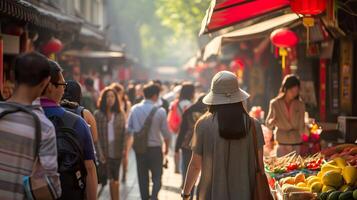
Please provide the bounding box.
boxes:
[94,88,126,200]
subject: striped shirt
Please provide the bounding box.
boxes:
[0,101,61,200]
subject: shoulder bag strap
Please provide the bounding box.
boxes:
[143,107,158,128]
[250,118,261,173]
[177,100,184,115]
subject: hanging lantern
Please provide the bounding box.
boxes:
[270,28,298,71]
[41,38,63,56]
[290,0,327,50]
[270,28,299,48]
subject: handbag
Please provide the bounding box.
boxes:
[23,158,58,200]
[251,119,274,200]
[133,107,158,154]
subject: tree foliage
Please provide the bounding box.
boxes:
[155,0,210,41]
[108,0,210,67]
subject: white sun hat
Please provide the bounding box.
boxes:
[202,71,250,105]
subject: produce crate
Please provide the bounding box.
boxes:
[275,182,316,200]
[275,182,288,200]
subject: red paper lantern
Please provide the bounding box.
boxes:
[290,0,326,16]
[41,38,63,55]
[270,28,298,48]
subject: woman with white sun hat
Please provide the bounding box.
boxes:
[182,71,266,200]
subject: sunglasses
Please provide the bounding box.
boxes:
[53,82,67,89]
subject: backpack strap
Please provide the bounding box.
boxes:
[0,102,41,158]
[76,106,85,118]
[177,101,183,115]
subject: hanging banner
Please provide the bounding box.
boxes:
[320,59,326,122]
[339,39,353,114]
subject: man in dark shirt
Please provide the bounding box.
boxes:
[41,60,98,200]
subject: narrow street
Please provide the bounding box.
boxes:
[99,150,182,200]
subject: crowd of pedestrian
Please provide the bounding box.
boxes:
[0,52,304,200]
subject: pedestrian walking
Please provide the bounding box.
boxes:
[152,80,170,113]
[94,87,126,200]
[41,60,98,200]
[61,80,100,146]
[265,74,306,157]
[168,82,195,173]
[182,71,265,200]
[127,84,137,106]
[61,80,105,175]
[109,82,132,183]
[0,52,61,200]
[82,77,99,113]
[175,93,207,198]
[126,83,171,200]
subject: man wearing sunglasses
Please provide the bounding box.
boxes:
[40,60,98,200]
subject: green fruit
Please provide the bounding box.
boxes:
[322,190,337,200]
[327,191,342,200]
[322,171,344,188]
[338,191,353,200]
[353,189,357,200]
[319,192,329,200]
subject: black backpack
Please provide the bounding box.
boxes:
[49,111,87,200]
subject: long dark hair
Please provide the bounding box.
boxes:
[209,102,249,140]
[179,82,195,101]
[109,82,129,111]
[97,88,121,113]
[62,80,82,104]
[279,74,301,100]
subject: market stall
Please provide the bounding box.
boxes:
[264,143,357,200]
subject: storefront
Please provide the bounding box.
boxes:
[196,0,357,198]
[0,0,81,98]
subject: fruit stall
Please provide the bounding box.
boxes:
[265,144,357,200]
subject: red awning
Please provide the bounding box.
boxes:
[200,0,290,35]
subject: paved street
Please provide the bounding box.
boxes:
[98,150,183,200]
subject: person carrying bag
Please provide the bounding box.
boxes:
[0,103,58,200]
[133,107,158,154]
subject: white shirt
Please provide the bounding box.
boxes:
[107,114,115,158]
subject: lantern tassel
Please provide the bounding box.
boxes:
[282,55,286,70]
[306,26,310,53]
[303,17,314,54]
[279,48,288,71]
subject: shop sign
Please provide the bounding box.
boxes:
[328,62,340,114]
[339,39,353,114]
[0,34,20,54]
